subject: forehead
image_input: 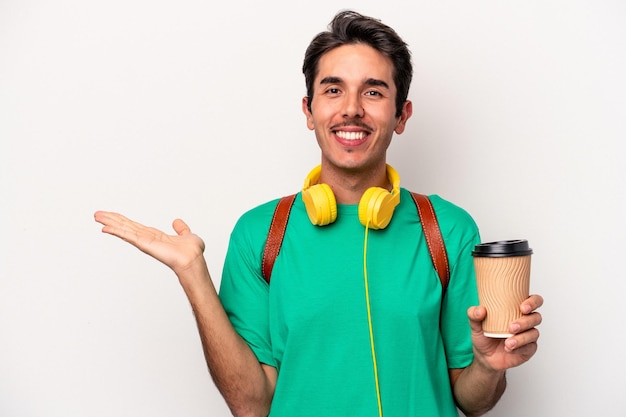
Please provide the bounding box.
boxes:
[316,43,395,88]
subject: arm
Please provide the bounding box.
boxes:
[94,211,276,417]
[450,294,543,417]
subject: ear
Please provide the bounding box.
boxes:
[394,100,413,134]
[302,96,315,130]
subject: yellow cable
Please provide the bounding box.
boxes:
[363,223,383,417]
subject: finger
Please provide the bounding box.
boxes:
[94,211,125,233]
[510,311,542,334]
[94,211,131,227]
[467,306,487,334]
[521,294,544,314]
[94,210,116,225]
[505,328,540,353]
[172,218,190,236]
[468,305,486,322]
[504,340,538,361]
[94,211,147,242]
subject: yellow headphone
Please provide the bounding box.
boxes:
[301,164,401,229]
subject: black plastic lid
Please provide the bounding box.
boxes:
[472,239,533,257]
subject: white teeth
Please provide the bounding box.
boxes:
[336,131,366,140]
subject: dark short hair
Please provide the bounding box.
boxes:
[302,10,412,118]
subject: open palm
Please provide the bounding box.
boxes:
[94,211,206,275]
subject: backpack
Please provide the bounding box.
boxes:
[261,192,450,295]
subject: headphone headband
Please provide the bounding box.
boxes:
[302,164,401,229]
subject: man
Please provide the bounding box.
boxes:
[95,10,542,417]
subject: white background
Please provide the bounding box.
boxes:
[1,1,625,416]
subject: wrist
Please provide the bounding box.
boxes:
[175,257,215,296]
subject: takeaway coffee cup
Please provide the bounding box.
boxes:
[472,240,533,338]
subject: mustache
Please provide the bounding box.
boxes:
[330,119,374,132]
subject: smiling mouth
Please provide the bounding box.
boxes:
[335,130,368,141]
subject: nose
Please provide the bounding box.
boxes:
[342,93,364,118]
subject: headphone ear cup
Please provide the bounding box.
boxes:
[302,183,337,226]
[358,187,396,230]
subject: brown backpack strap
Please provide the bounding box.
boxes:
[262,194,297,283]
[410,193,450,295]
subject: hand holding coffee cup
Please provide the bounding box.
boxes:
[472,240,533,338]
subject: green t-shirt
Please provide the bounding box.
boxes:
[219,188,480,416]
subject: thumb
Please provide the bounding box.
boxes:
[467,305,487,334]
[172,218,191,236]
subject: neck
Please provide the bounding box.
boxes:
[319,164,391,205]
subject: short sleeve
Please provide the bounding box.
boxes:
[429,195,481,369]
[218,201,279,367]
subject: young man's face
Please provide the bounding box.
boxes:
[302,43,412,175]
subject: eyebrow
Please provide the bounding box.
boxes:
[319,77,390,90]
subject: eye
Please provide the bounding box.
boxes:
[325,87,341,95]
[365,90,383,97]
